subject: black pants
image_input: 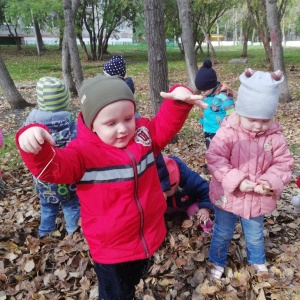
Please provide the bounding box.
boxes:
[94,258,150,300]
[204,132,216,149]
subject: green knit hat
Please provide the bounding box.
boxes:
[79,74,135,129]
[36,77,70,111]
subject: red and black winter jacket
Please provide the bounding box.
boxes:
[16,84,193,264]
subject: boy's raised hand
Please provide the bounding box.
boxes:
[160,87,208,109]
[19,127,55,154]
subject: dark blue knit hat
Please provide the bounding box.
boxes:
[195,59,217,91]
[103,55,126,77]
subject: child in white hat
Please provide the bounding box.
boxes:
[24,77,80,237]
[206,69,293,280]
[291,177,300,212]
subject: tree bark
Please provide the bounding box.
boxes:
[241,14,251,58]
[246,0,272,63]
[143,0,169,115]
[6,24,21,50]
[266,0,291,102]
[176,0,198,90]
[62,31,77,96]
[199,25,216,61]
[32,13,45,55]
[62,0,84,91]
[0,55,32,109]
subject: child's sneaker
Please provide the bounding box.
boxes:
[200,218,213,234]
[210,264,224,280]
[253,264,268,273]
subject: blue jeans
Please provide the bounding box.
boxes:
[39,195,80,237]
[94,259,150,300]
[209,206,265,268]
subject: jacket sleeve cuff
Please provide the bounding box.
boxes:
[15,123,49,149]
[297,176,300,188]
[221,168,247,193]
[258,174,284,195]
[15,124,55,177]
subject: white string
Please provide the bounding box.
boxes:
[36,146,56,186]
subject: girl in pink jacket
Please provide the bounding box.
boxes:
[206,69,293,280]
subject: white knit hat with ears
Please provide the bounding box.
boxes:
[291,195,300,213]
[235,70,284,119]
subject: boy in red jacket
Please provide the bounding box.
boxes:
[16,74,206,300]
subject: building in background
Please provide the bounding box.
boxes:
[0,23,133,45]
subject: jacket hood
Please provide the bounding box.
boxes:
[222,111,282,137]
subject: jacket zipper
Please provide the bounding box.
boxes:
[123,148,150,258]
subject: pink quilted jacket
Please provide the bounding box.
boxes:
[206,112,293,219]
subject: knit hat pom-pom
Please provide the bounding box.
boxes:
[244,68,254,77]
[203,59,212,68]
[271,70,283,81]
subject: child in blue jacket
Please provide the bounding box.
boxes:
[24,77,80,237]
[195,59,235,149]
[164,155,214,233]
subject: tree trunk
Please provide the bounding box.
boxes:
[62,0,84,91]
[266,0,291,102]
[241,14,251,58]
[62,31,77,96]
[143,0,169,115]
[6,24,21,50]
[32,15,45,55]
[199,26,216,61]
[176,0,198,90]
[77,34,91,60]
[251,28,255,44]
[0,55,32,109]
[246,0,272,63]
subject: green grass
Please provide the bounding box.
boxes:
[1,43,300,158]
[0,134,22,168]
[1,43,300,82]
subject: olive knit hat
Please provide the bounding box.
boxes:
[235,70,284,119]
[79,74,135,129]
[195,59,217,91]
[36,77,70,111]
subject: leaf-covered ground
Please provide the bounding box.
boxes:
[1,65,300,300]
